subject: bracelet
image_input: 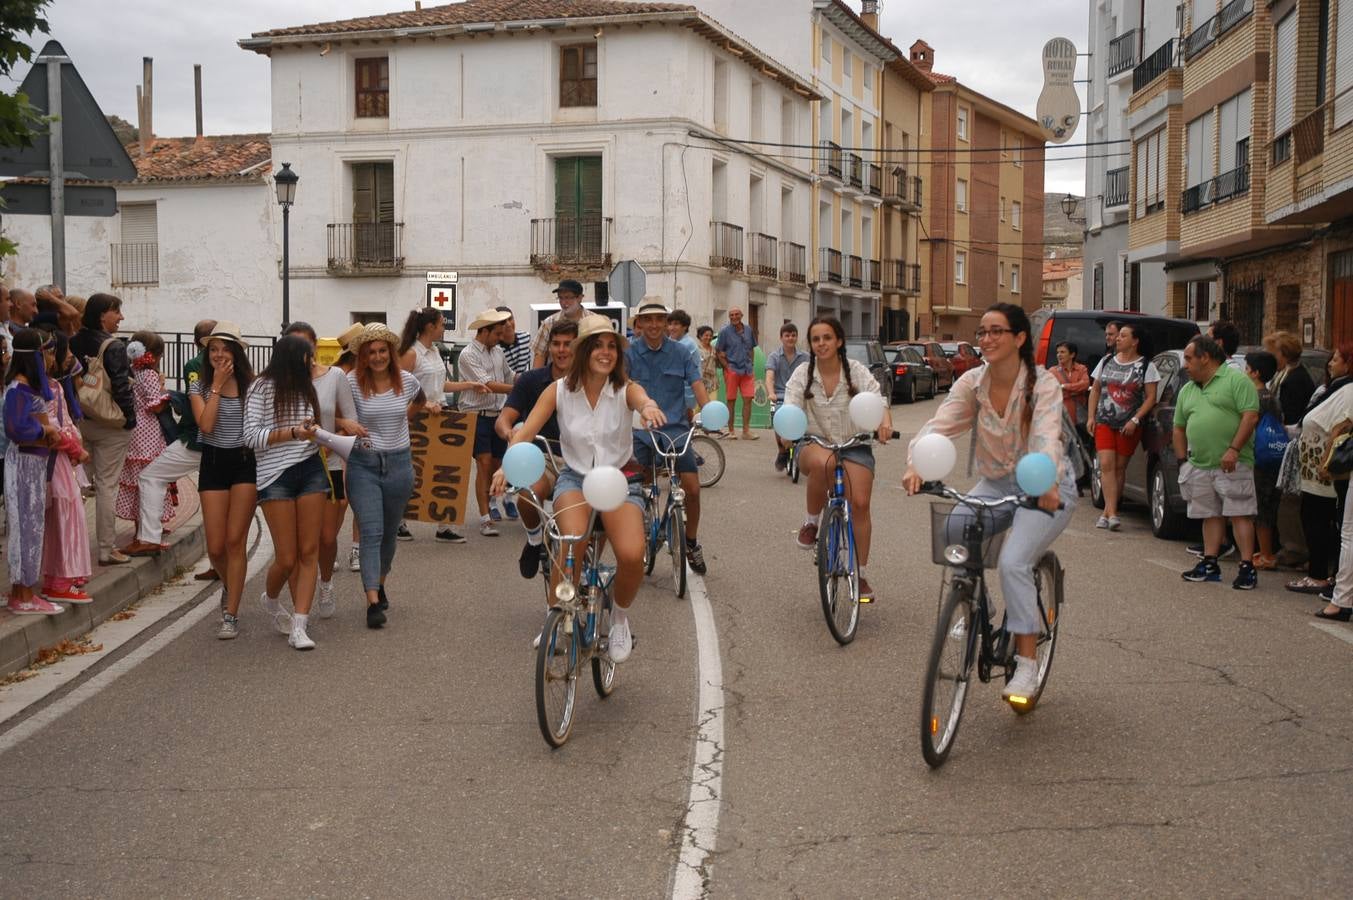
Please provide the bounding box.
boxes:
[290,426,298,441]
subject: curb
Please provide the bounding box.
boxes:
[0,517,206,679]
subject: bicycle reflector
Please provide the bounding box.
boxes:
[1007,695,1030,707]
[943,544,970,565]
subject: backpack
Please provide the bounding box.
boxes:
[77,337,126,427]
[1253,410,1289,471]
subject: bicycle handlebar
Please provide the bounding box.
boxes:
[640,423,698,457]
[801,432,881,453]
[918,480,1062,516]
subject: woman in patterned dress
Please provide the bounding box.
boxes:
[5,328,62,615]
[115,331,175,527]
[35,317,93,602]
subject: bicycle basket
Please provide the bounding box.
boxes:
[929,501,1009,569]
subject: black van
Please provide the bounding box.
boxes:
[1030,310,1200,374]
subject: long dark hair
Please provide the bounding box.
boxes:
[259,335,318,423]
[566,331,627,392]
[284,321,318,345]
[201,338,254,398]
[803,316,855,401]
[399,308,441,357]
[5,327,48,397]
[987,302,1037,435]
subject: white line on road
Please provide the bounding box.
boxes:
[1148,557,1186,573]
[0,517,272,755]
[669,569,725,900]
[1310,621,1353,646]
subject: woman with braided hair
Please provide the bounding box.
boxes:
[903,303,1077,701]
[785,316,893,601]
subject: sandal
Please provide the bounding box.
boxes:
[1286,576,1331,594]
[1251,554,1277,570]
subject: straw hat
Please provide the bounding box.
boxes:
[468,308,512,331]
[200,321,244,347]
[348,322,400,350]
[335,323,365,351]
[634,296,671,319]
[575,314,626,348]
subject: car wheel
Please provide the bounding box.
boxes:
[925,377,937,400]
[1150,464,1188,539]
[904,378,916,404]
[1090,456,1105,510]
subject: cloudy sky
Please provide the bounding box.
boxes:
[8,0,1090,192]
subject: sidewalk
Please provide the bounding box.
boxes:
[0,478,206,678]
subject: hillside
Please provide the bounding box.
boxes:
[1044,192,1084,258]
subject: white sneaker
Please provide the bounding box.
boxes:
[348,546,361,571]
[1002,654,1040,700]
[288,621,316,651]
[316,580,336,618]
[479,520,500,537]
[608,616,633,663]
[260,592,292,635]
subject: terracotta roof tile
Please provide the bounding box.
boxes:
[125,135,271,183]
[926,71,957,84]
[253,0,695,38]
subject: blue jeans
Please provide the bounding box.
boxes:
[345,446,415,592]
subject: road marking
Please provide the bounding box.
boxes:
[1310,621,1353,646]
[669,568,724,900]
[1147,557,1185,573]
[0,517,271,755]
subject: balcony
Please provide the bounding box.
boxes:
[748,231,778,279]
[710,221,744,272]
[1107,29,1138,77]
[881,259,922,294]
[327,222,404,274]
[1133,39,1176,94]
[780,241,807,284]
[110,242,158,286]
[817,140,843,179]
[845,153,864,192]
[530,216,612,270]
[867,163,882,197]
[887,169,923,211]
[903,263,921,294]
[1294,106,1326,166]
[1184,0,1252,62]
[847,254,864,288]
[1105,166,1130,209]
[1182,164,1250,214]
[867,258,881,292]
[819,247,842,284]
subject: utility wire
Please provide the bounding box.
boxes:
[692,131,1130,154]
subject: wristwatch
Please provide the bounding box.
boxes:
[1129,416,1140,425]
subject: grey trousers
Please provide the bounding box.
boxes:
[79,419,133,559]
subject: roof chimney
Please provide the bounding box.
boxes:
[194,64,203,138]
[860,1,879,29]
[139,57,153,155]
[909,39,933,73]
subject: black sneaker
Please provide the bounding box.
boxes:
[1182,558,1222,583]
[377,585,389,611]
[774,451,788,472]
[687,540,707,575]
[366,603,386,629]
[396,522,414,541]
[435,527,467,544]
[1232,561,1257,591]
[519,541,543,579]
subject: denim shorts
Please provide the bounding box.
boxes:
[798,441,875,473]
[258,453,330,503]
[554,467,645,512]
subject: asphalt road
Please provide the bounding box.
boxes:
[1,396,1350,897]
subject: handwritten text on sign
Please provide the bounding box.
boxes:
[406,410,477,525]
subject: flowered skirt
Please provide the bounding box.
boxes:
[6,447,48,587]
[44,452,91,582]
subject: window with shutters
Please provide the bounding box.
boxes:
[1218,89,1251,174]
[956,178,968,213]
[1134,127,1166,217]
[1012,200,1023,231]
[559,43,598,108]
[1186,112,1215,189]
[1273,12,1298,160]
[1337,0,1353,127]
[341,162,401,268]
[957,106,969,141]
[955,250,967,284]
[113,203,158,286]
[999,260,1006,285]
[1010,263,1021,294]
[553,155,605,262]
[355,58,389,118]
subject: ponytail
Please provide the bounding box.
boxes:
[841,346,858,397]
[804,353,817,401]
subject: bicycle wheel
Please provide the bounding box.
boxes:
[668,503,688,598]
[920,581,978,768]
[789,446,801,483]
[816,506,859,645]
[591,595,618,698]
[642,492,658,575]
[1007,553,1063,715]
[693,434,725,488]
[535,607,579,748]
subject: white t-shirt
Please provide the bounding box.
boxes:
[410,341,446,404]
[555,378,633,473]
[313,366,357,471]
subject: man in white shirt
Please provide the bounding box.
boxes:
[459,309,516,537]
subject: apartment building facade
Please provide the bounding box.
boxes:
[879,34,931,341]
[239,0,818,341]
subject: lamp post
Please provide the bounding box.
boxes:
[1060,192,1085,225]
[275,162,299,330]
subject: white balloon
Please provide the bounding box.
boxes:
[582,466,629,512]
[912,433,957,482]
[849,391,886,432]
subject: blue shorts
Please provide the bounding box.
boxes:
[473,414,507,459]
[258,453,330,503]
[632,427,697,474]
[554,467,645,512]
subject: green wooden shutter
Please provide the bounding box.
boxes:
[554,156,601,260]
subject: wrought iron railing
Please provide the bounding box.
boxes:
[819,247,842,284]
[818,140,843,179]
[1182,164,1250,213]
[903,262,921,294]
[1108,29,1139,76]
[847,153,863,189]
[885,168,907,203]
[909,175,924,209]
[867,163,882,197]
[1184,15,1218,60]
[124,332,276,392]
[781,241,806,284]
[1217,0,1254,39]
[110,242,158,286]
[710,221,744,271]
[1133,39,1175,93]
[327,222,404,273]
[867,258,881,291]
[530,216,612,269]
[847,254,864,288]
[1105,166,1130,208]
[748,231,778,279]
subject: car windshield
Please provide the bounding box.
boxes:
[883,348,898,363]
[845,344,870,364]
[939,343,959,356]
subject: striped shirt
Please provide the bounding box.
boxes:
[503,330,532,377]
[243,379,319,490]
[457,338,510,413]
[190,379,246,449]
[347,370,421,451]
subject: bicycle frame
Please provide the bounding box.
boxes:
[641,426,695,541]
[801,433,871,576]
[512,486,612,650]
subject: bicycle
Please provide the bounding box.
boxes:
[772,402,801,483]
[916,480,1065,768]
[639,426,696,599]
[691,425,726,488]
[802,432,876,645]
[510,483,621,749]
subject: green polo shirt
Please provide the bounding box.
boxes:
[1175,363,1260,469]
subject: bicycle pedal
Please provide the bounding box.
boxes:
[859,596,873,604]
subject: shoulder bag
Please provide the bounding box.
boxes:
[77,337,126,427]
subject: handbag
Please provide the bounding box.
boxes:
[1325,432,1353,477]
[77,337,126,427]
[1276,438,1302,495]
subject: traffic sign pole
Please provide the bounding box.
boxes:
[44,52,67,289]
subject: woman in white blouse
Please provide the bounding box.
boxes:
[493,315,662,663]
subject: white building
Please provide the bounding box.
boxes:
[239,0,819,341]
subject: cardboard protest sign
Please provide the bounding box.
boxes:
[405,409,477,525]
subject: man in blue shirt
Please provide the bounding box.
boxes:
[666,308,703,419]
[628,298,712,574]
[716,307,758,439]
[763,321,809,472]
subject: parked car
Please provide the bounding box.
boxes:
[1030,309,1200,376]
[844,339,894,402]
[891,340,955,390]
[939,341,982,378]
[1232,346,1330,388]
[884,345,937,403]
[1089,348,1192,539]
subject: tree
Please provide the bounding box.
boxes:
[0,0,51,150]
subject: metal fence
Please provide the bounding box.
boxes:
[120,332,277,392]
[110,243,159,287]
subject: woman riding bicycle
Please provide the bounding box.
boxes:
[493,315,663,663]
[786,316,893,601]
[902,302,1076,700]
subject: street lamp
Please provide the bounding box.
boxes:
[1060,192,1085,225]
[275,162,299,330]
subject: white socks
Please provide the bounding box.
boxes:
[526,526,543,547]
[804,513,818,528]
[293,613,308,629]
[612,606,629,627]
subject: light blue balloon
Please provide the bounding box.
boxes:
[702,400,730,432]
[773,404,808,441]
[1016,452,1057,497]
[503,442,546,488]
